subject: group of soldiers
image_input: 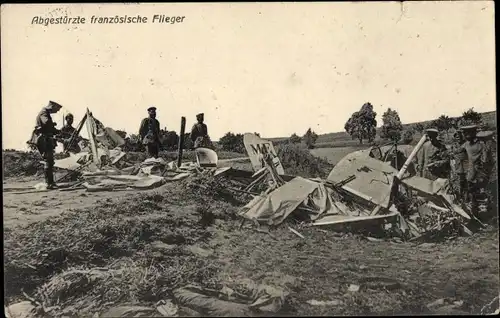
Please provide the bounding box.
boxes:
[138,107,212,158]
[417,126,496,219]
[29,101,212,189]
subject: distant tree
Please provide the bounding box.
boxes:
[459,107,483,126]
[402,130,414,145]
[434,115,452,131]
[414,123,425,134]
[344,102,377,144]
[433,115,453,137]
[289,133,302,144]
[115,130,127,138]
[218,132,245,153]
[303,128,318,149]
[449,117,459,130]
[380,108,403,143]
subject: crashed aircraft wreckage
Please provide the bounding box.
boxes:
[18,114,477,240]
[231,132,475,241]
[21,110,221,193]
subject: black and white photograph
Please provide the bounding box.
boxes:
[2,2,498,316]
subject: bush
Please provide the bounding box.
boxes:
[289,133,302,144]
[303,128,318,149]
[402,130,414,145]
[276,143,333,179]
[218,132,245,153]
[160,131,179,150]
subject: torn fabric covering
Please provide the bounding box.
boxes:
[54,152,88,170]
[82,174,166,191]
[239,177,355,225]
[327,150,397,208]
[173,281,287,316]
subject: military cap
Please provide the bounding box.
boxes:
[48,100,63,109]
[477,130,495,138]
[460,125,478,132]
[425,128,439,134]
[65,113,74,119]
[196,113,204,117]
[147,107,157,112]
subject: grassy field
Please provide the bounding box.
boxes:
[309,146,366,165]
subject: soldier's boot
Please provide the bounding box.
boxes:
[45,168,58,190]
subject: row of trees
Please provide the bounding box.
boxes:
[344,103,487,145]
[217,128,319,153]
[114,105,488,153]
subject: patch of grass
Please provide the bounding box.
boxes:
[276,143,333,179]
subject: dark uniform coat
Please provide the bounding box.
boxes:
[139,117,161,158]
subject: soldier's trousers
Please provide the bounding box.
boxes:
[466,180,488,219]
[42,149,55,185]
[147,143,159,158]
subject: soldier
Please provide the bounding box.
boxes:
[190,113,212,149]
[449,130,467,203]
[139,107,161,158]
[417,128,448,180]
[59,113,81,153]
[476,130,496,182]
[460,125,489,219]
[475,129,496,215]
[33,100,63,189]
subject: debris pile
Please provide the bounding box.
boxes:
[221,134,483,242]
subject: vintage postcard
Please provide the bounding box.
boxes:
[2,2,498,317]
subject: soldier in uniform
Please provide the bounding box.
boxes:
[139,107,161,158]
[475,129,496,215]
[460,125,489,219]
[190,113,212,149]
[449,130,467,203]
[59,113,81,153]
[33,101,63,189]
[476,130,496,182]
[417,128,448,180]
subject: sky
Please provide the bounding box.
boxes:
[1,2,496,150]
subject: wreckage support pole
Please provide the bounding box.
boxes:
[370,134,429,215]
[396,134,428,179]
[177,117,186,168]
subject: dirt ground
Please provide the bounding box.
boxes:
[3,170,499,316]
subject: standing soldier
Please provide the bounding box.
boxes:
[417,128,448,180]
[449,130,467,203]
[460,125,488,219]
[476,129,496,215]
[476,130,496,182]
[190,113,212,149]
[139,107,161,159]
[32,101,63,189]
[60,113,81,153]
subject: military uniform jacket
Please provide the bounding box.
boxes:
[417,140,447,177]
[450,142,467,174]
[139,117,160,144]
[190,123,208,142]
[461,140,487,183]
[35,107,59,136]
